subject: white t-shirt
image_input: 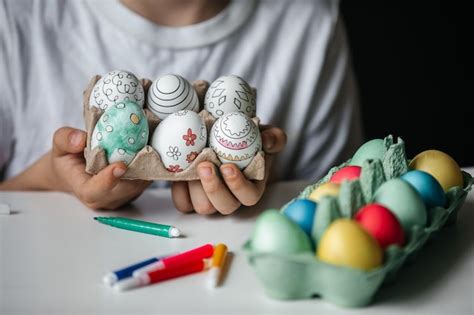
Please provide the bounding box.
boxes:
[0,0,362,182]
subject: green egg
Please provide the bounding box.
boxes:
[250,209,313,255]
[92,100,149,165]
[350,139,386,167]
[374,178,427,233]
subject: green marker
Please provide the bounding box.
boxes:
[94,217,181,238]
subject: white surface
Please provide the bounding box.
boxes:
[1,177,473,315]
[0,203,10,215]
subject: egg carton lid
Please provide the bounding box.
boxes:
[82,75,266,181]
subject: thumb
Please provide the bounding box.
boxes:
[52,127,86,157]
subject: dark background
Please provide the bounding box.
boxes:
[341,1,473,166]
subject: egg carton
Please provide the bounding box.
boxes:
[244,135,473,307]
[82,75,265,181]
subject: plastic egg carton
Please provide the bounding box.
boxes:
[244,135,473,307]
[82,75,265,181]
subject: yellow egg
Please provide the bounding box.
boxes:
[317,219,383,271]
[308,182,340,202]
[409,150,463,192]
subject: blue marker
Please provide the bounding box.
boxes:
[103,255,169,286]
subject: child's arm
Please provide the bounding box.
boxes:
[0,127,151,210]
[171,126,287,215]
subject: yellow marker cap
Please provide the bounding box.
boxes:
[211,243,228,269]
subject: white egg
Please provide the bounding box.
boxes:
[204,75,256,118]
[147,74,199,120]
[151,110,207,172]
[89,70,145,110]
[209,112,261,169]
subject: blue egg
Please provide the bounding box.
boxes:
[401,170,446,209]
[282,199,318,236]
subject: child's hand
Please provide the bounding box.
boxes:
[171,126,287,215]
[49,127,151,210]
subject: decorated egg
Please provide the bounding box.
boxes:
[330,166,362,184]
[147,74,199,120]
[401,170,446,208]
[91,101,149,164]
[282,199,318,236]
[374,178,427,233]
[251,209,313,255]
[354,203,405,249]
[204,75,256,118]
[349,138,385,166]
[151,110,207,173]
[308,182,340,202]
[209,112,262,169]
[89,70,144,110]
[317,219,383,271]
[409,150,463,192]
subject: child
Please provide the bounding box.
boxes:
[0,0,362,214]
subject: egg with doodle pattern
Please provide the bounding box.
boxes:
[91,100,149,165]
[89,70,144,110]
[209,112,262,169]
[151,110,207,173]
[204,75,256,118]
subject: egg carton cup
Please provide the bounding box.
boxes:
[244,135,473,307]
[82,75,265,181]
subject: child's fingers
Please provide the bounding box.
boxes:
[260,126,287,154]
[220,163,264,206]
[79,162,127,204]
[171,182,193,213]
[52,127,86,157]
[188,180,216,215]
[197,162,241,215]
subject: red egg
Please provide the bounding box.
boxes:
[330,166,362,184]
[354,203,405,249]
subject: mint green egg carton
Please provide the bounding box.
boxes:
[244,135,473,307]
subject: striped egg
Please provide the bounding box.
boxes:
[147,74,199,120]
[91,100,149,165]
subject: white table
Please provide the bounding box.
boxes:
[1,175,473,315]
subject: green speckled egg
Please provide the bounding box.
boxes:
[91,100,149,165]
[250,209,313,255]
[350,139,386,167]
[374,178,427,233]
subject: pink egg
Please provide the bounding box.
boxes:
[330,166,362,184]
[354,203,405,249]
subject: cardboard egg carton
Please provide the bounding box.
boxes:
[244,135,473,307]
[83,75,265,181]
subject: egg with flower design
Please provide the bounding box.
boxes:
[151,110,207,172]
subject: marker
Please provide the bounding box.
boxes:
[94,217,180,238]
[102,255,172,286]
[133,244,214,276]
[208,243,228,288]
[0,204,11,215]
[114,260,207,292]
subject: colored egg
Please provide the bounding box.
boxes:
[308,182,340,202]
[147,74,199,120]
[330,166,362,184]
[151,110,207,173]
[89,70,144,110]
[409,150,463,192]
[204,75,256,118]
[209,112,262,169]
[354,203,405,249]
[91,101,149,165]
[349,139,385,167]
[374,178,427,232]
[401,170,446,209]
[317,219,383,271]
[282,199,318,236]
[251,209,313,255]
